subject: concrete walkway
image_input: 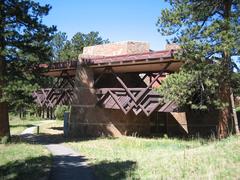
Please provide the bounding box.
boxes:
[20,124,94,180]
[21,126,36,135]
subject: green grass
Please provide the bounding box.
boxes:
[9,115,45,135]
[0,143,51,180]
[66,136,240,179]
[0,115,52,180]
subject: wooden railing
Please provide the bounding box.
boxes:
[33,75,75,108]
[96,88,164,116]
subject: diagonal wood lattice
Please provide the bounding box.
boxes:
[32,71,74,108]
[33,62,175,116]
[96,63,171,116]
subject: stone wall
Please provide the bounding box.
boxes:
[81,41,149,58]
[69,42,152,137]
[68,63,150,137]
[165,43,180,50]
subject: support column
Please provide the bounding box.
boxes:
[47,107,49,119]
[50,107,53,120]
[42,107,45,119]
[68,63,122,137]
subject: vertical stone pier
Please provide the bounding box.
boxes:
[68,62,151,137]
[68,41,152,137]
[68,63,126,137]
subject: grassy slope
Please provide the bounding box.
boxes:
[0,115,51,180]
[67,136,240,179]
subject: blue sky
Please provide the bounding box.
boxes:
[37,0,170,50]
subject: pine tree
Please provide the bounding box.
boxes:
[157,0,240,138]
[50,31,68,61]
[59,31,109,60]
[0,0,56,138]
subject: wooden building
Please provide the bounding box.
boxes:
[33,41,219,137]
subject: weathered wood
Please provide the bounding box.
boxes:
[95,63,170,116]
[97,87,174,116]
[33,75,75,110]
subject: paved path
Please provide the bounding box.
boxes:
[21,126,36,135]
[20,124,94,180]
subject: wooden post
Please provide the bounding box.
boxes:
[47,107,49,119]
[42,107,45,119]
[49,107,52,119]
[166,113,169,136]
[36,126,39,134]
[39,107,42,117]
[52,107,54,119]
[19,108,22,119]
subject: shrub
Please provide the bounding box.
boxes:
[25,115,41,121]
[54,105,69,120]
[157,64,224,110]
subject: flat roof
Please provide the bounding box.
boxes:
[41,50,182,77]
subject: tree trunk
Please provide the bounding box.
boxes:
[217,0,233,139]
[0,59,10,138]
[217,84,231,138]
[0,102,10,137]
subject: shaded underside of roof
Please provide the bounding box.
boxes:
[41,50,182,77]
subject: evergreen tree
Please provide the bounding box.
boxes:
[157,0,240,138]
[59,31,109,60]
[50,31,67,61]
[5,52,54,117]
[0,0,56,138]
[59,40,74,60]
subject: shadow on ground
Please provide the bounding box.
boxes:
[49,154,94,180]
[12,123,116,145]
[93,160,137,180]
[0,156,51,180]
[10,124,34,128]
[9,128,137,180]
[51,157,138,180]
[50,127,63,131]
[0,153,136,180]
[14,133,102,145]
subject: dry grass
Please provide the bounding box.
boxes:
[38,120,63,135]
[66,135,240,179]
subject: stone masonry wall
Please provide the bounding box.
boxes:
[68,63,151,137]
[81,41,149,58]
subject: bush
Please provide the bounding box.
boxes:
[157,64,224,110]
[54,105,69,120]
[24,115,41,121]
